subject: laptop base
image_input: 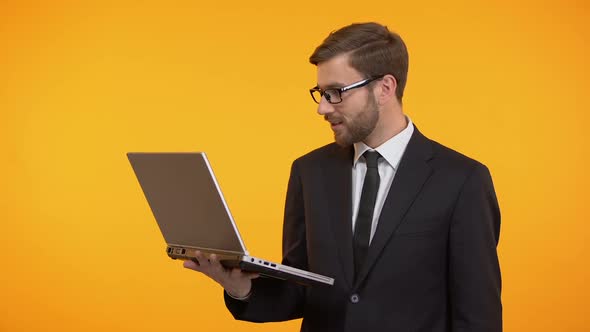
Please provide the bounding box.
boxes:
[167,245,334,287]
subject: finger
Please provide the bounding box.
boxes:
[208,254,230,282]
[195,251,211,269]
[209,254,227,269]
[209,254,223,272]
[183,259,203,271]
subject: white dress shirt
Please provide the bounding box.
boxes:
[352,117,414,243]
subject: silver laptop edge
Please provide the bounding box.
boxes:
[200,152,249,256]
[240,255,334,284]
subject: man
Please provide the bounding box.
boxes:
[184,22,502,331]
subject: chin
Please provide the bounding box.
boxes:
[334,135,353,147]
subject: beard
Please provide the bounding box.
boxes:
[328,93,379,147]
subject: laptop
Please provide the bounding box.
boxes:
[127,152,334,287]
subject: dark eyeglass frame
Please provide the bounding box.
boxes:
[309,75,385,104]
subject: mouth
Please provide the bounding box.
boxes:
[330,122,343,130]
[326,117,344,130]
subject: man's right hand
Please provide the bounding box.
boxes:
[183,251,259,298]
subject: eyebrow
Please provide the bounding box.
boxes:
[316,82,347,90]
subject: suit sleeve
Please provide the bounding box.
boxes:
[224,160,307,322]
[449,163,502,331]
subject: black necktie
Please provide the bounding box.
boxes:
[353,150,381,278]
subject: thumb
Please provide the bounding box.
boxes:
[246,272,260,280]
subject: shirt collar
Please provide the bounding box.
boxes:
[353,116,415,170]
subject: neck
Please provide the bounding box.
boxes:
[363,106,407,148]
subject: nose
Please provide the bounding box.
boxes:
[316,97,335,116]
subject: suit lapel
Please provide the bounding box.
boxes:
[354,127,434,288]
[322,145,355,288]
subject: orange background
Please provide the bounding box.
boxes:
[1,0,588,331]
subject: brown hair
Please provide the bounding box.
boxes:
[309,22,409,102]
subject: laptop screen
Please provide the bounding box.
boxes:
[128,152,247,254]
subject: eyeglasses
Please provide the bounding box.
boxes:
[309,76,384,104]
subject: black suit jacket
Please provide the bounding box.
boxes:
[225,127,502,331]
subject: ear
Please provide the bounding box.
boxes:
[375,74,398,105]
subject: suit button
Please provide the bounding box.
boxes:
[350,294,360,303]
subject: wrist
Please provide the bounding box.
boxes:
[226,288,252,301]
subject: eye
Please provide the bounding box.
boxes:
[325,90,339,101]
